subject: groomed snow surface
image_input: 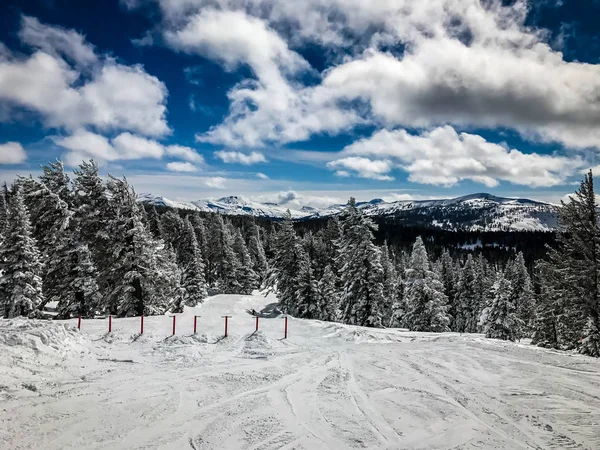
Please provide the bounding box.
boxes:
[1,293,599,450]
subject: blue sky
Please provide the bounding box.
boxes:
[0,0,599,208]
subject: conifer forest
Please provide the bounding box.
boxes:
[1,160,599,357]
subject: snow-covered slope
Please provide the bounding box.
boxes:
[139,192,558,231]
[2,292,599,450]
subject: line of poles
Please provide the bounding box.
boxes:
[76,315,289,339]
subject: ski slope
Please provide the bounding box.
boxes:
[1,292,599,450]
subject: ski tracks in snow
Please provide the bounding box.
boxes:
[2,294,600,450]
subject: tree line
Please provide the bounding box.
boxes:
[0,159,598,357]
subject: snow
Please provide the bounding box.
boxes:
[139,192,558,231]
[2,292,600,449]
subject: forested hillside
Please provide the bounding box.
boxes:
[0,160,598,357]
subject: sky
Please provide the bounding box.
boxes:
[1,0,600,208]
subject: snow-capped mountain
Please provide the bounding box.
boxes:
[138,192,558,231]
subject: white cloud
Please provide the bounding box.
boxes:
[327,157,394,181]
[150,0,600,151]
[131,32,154,47]
[0,17,169,137]
[112,132,164,159]
[204,176,227,189]
[164,8,358,147]
[0,142,27,164]
[165,145,204,163]
[214,150,267,165]
[56,130,202,166]
[166,161,197,172]
[335,126,583,187]
[256,172,269,179]
[18,16,98,69]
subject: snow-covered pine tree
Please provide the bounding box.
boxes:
[0,190,8,238]
[18,174,72,260]
[146,205,163,238]
[454,254,479,332]
[380,240,398,322]
[159,211,185,251]
[266,211,305,315]
[504,251,535,335]
[318,264,340,321]
[233,228,259,295]
[180,217,207,306]
[403,236,450,332]
[189,213,208,267]
[247,222,268,284]
[531,264,560,348]
[536,171,600,356]
[204,214,240,292]
[72,160,113,289]
[337,198,385,327]
[51,227,102,319]
[482,272,523,341]
[295,251,320,319]
[0,187,45,317]
[436,249,458,328]
[105,176,176,316]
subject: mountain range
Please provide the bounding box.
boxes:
[139,192,558,232]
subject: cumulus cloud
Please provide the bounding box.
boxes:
[166,161,197,172]
[256,172,269,179]
[278,190,300,204]
[164,8,359,147]
[165,145,204,163]
[333,126,583,187]
[0,17,169,137]
[148,0,600,151]
[0,142,27,164]
[18,16,98,69]
[55,129,201,166]
[204,176,227,189]
[214,150,267,165]
[327,157,394,181]
[251,190,342,209]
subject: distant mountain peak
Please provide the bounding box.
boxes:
[138,192,557,231]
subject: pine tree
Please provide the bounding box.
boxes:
[436,249,458,328]
[147,205,163,238]
[0,191,8,239]
[180,217,207,306]
[72,160,113,290]
[403,237,450,332]
[482,273,523,341]
[337,198,385,327]
[248,222,268,283]
[454,255,480,333]
[233,229,259,294]
[295,251,320,319]
[0,187,45,317]
[531,264,560,348]
[105,176,177,316]
[51,229,101,319]
[318,264,339,321]
[504,252,535,336]
[380,240,398,324]
[267,212,305,315]
[536,171,600,356]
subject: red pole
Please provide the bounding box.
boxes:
[140,315,144,334]
[172,316,176,336]
[194,316,197,334]
[255,316,259,332]
[284,316,288,339]
[77,316,81,330]
[108,315,112,333]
